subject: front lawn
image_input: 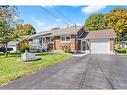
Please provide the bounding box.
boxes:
[0,52,71,85]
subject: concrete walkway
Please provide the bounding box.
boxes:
[1,54,127,89]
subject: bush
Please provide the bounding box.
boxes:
[19,41,29,53]
[114,43,121,49]
[115,48,127,54]
[61,43,71,53]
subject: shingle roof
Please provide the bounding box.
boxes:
[51,26,82,36]
[7,41,19,46]
[80,29,116,39]
[29,26,82,38]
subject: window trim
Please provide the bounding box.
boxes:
[60,35,71,43]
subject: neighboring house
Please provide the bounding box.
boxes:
[0,43,4,48]
[79,29,116,54]
[7,41,19,52]
[7,36,30,52]
[29,26,116,54]
[120,41,127,48]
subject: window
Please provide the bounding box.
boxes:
[66,36,70,41]
[33,38,39,44]
[61,36,70,43]
[50,36,55,42]
[61,36,66,42]
[42,38,46,43]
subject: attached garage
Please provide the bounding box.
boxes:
[79,29,116,54]
[91,39,110,54]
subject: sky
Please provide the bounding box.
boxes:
[17,5,127,33]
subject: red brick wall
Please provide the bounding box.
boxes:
[52,35,78,52]
[54,36,62,50]
[70,35,76,52]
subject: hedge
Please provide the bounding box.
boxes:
[115,48,127,54]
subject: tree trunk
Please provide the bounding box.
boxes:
[5,43,8,57]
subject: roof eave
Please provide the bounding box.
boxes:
[84,37,116,40]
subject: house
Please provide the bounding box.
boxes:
[29,26,116,54]
[79,29,116,54]
[29,26,83,52]
[120,41,127,48]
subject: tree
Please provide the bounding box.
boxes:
[84,14,107,31]
[0,6,23,26]
[106,8,127,42]
[14,24,36,36]
[0,6,22,57]
[0,20,18,56]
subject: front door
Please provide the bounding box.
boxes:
[81,40,86,52]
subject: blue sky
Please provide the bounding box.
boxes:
[17,5,127,32]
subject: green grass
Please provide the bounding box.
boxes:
[115,48,127,54]
[117,53,127,56]
[0,52,71,85]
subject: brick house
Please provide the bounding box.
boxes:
[29,26,116,54]
[29,26,83,52]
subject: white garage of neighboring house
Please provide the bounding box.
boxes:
[79,29,116,54]
[7,41,19,52]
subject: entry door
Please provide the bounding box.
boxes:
[81,40,86,51]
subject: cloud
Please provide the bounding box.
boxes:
[56,19,62,22]
[45,25,53,30]
[37,22,46,26]
[34,20,40,23]
[81,5,106,14]
[53,23,57,26]
[45,23,59,30]
[33,19,46,27]
[76,23,82,26]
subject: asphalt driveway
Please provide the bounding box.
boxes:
[0,54,127,89]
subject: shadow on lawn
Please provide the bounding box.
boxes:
[0,52,55,58]
[35,52,55,56]
[0,53,21,58]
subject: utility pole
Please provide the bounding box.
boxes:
[74,24,78,53]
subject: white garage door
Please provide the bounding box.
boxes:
[91,39,110,54]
